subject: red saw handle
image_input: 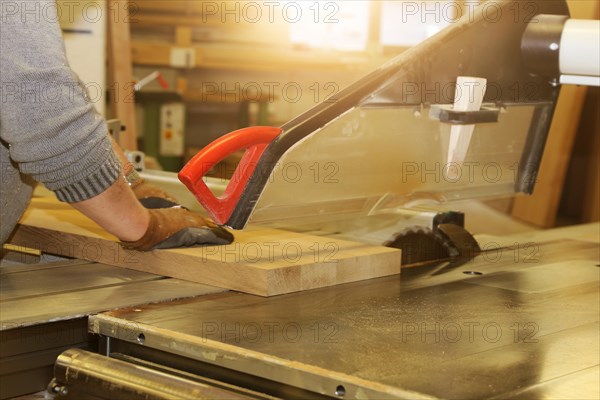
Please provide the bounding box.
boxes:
[178,126,282,225]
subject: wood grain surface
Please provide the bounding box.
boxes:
[9,197,401,296]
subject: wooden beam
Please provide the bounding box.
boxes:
[107,1,137,150]
[10,198,401,297]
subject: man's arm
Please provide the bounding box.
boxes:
[70,176,150,242]
[0,1,233,250]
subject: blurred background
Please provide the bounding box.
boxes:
[58,0,598,229]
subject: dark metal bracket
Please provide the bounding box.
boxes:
[429,105,500,125]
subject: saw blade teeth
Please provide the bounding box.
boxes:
[384,226,457,265]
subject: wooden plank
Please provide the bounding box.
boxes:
[9,198,401,297]
[107,0,137,150]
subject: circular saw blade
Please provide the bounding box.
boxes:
[385,224,482,269]
[384,227,458,265]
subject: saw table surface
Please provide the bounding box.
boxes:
[90,228,600,399]
[0,257,223,399]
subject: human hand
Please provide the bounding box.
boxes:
[121,207,234,251]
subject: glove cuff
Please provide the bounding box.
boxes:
[125,168,144,189]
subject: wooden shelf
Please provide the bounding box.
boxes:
[131,41,370,71]
[134,1,208,15]
[131,14,231,29]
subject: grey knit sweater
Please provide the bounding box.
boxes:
[0,1,121,245]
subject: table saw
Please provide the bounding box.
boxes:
[2,0,600,398]
[1,223,599,399]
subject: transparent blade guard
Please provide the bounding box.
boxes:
[248,101,541,226]
[182,0,568,236]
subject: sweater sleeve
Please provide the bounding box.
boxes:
[0,1,121,203]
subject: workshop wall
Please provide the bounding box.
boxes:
[127,0,391,172]
[59,1,106,115]
[119,0,598,224]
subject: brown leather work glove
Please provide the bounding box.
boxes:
[132,180,180,209]
[126,169,180,209]
[122,208,234,251]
